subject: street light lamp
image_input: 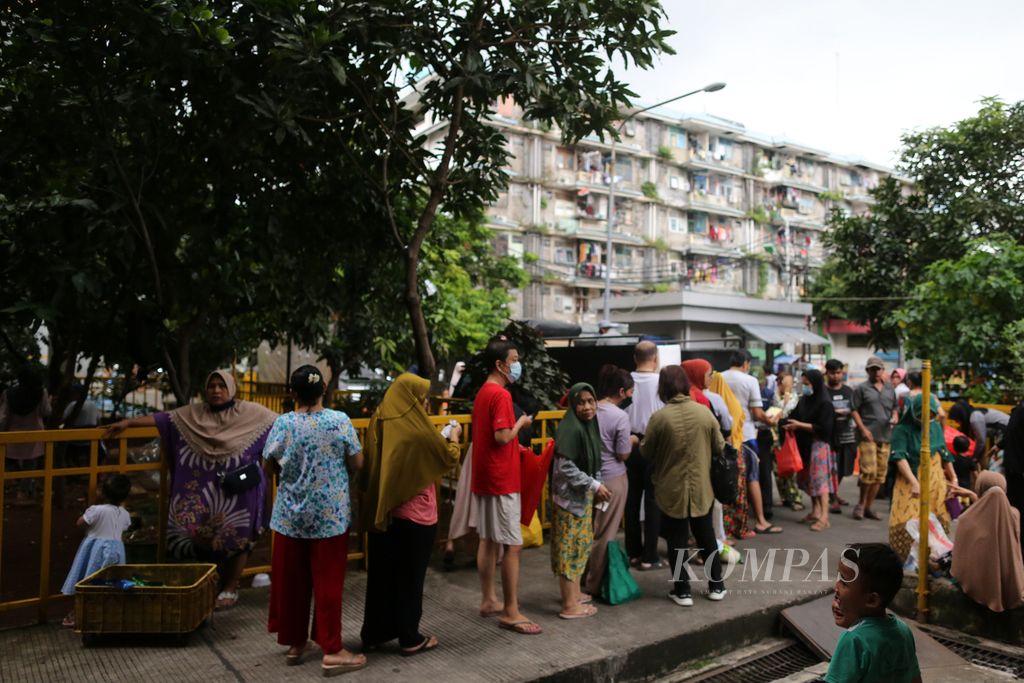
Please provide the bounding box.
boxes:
[601,82,726,324]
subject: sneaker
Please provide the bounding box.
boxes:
[668,592,694,607]
[707,588,727,602]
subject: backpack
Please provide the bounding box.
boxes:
[712,443,740,505]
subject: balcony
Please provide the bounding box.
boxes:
[686,192,746,218]
[760,168,827,194]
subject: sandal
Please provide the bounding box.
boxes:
[498,619,543,635]
[790,502,805,512]
[558,604,598,620]
[286,642,311,666]
[809,520,831,532]
[321,652,367,677]
[401,635,438,657]
[215,591,239,610]
[754,525,783,534]
[852,504,864,520]
[864,509,882,521]
[800,514,819,524]
[61,614,76,628]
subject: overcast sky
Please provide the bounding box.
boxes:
[620,0,1024,167]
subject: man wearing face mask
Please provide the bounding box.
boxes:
[471,336,540,635]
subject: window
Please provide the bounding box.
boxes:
[624,122,636,137]
[613,157,633,183]
[555,247,575,264]
[669,215,685,233]
[714,137,733,161]
[692,174,708,194]
[669,127,687,149]
[688,212,708,234]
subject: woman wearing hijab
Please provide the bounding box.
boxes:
[891,368,910,410]
[781,370,835,531]
[709,371,750,541]
[551,383,609,619]
[642,366,727,605]
[950,472,1024,612]
[107,369,277,608]
[887,392,954,561]
[0,364,51,502]
[358,373,462,655]
[681,359,712,409]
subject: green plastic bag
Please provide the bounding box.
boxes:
[600,540,642,605]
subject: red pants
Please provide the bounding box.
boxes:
[268,532,348,654]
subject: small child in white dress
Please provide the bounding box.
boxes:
[61,474,132,627]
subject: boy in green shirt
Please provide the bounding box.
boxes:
[824,543,921,683]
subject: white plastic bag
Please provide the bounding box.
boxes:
[903,512,954,572]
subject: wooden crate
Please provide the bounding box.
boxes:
[75,564,217,637]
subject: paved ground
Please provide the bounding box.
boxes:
[0,481,911,683]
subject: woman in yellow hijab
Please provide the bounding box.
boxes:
[358,373,462,655]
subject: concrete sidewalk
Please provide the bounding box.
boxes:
[1,486,889,683]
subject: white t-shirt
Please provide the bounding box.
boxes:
[722,369,763,442]
[626,371,664,435]
[83,504,131,540]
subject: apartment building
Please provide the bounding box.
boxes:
[422,97,891,352]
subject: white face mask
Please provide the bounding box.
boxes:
[802,385,814,397]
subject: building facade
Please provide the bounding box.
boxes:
[420,97,891,354]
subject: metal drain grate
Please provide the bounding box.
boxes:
[686,641,819,682]
[930,635,1024,678]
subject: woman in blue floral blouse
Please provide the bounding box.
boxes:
[264,365,367,676]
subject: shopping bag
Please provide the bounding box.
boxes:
[903,512,954,572]
[520,439,555,526]
[600,540,642,605]
[774,432,804,478]
[711,443,740,505]
[520,512,543,548]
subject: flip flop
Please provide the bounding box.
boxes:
[498,619,543,635]
[401,635,438,657]
[638,560,668,571]
[479,608,503,618]
[864,509,882,521]
[810,521,831,532]
[800,514,819,524]
[558,604,598,620]
[738,530,757,540]
[61,615,76,628]
[754,525,783,534]
[321,654,367,677]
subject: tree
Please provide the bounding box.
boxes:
[275,0,674,378]
[811,98,1024,349]
[894,237,1024,378]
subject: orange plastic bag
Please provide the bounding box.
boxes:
[775,432,803,478]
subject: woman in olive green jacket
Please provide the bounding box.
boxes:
[642,366,727,606]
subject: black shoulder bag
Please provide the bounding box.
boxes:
[220,461,262,495]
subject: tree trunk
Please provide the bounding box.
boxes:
[405,248,436,379]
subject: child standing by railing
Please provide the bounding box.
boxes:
[60,474,132,627]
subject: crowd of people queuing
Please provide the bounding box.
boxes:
[4,337,1024,678]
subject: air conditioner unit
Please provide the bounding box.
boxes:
[624,123,636,137]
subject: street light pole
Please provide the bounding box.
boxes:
[602,82,726,324]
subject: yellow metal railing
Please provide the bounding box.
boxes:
[0,410,564,624]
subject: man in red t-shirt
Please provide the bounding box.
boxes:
[471,336,539,635]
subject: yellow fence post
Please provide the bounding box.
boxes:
[38,441,54,623]
[916,360,932,621]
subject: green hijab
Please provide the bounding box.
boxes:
[891,393,948,471]
[554,382,602,477]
